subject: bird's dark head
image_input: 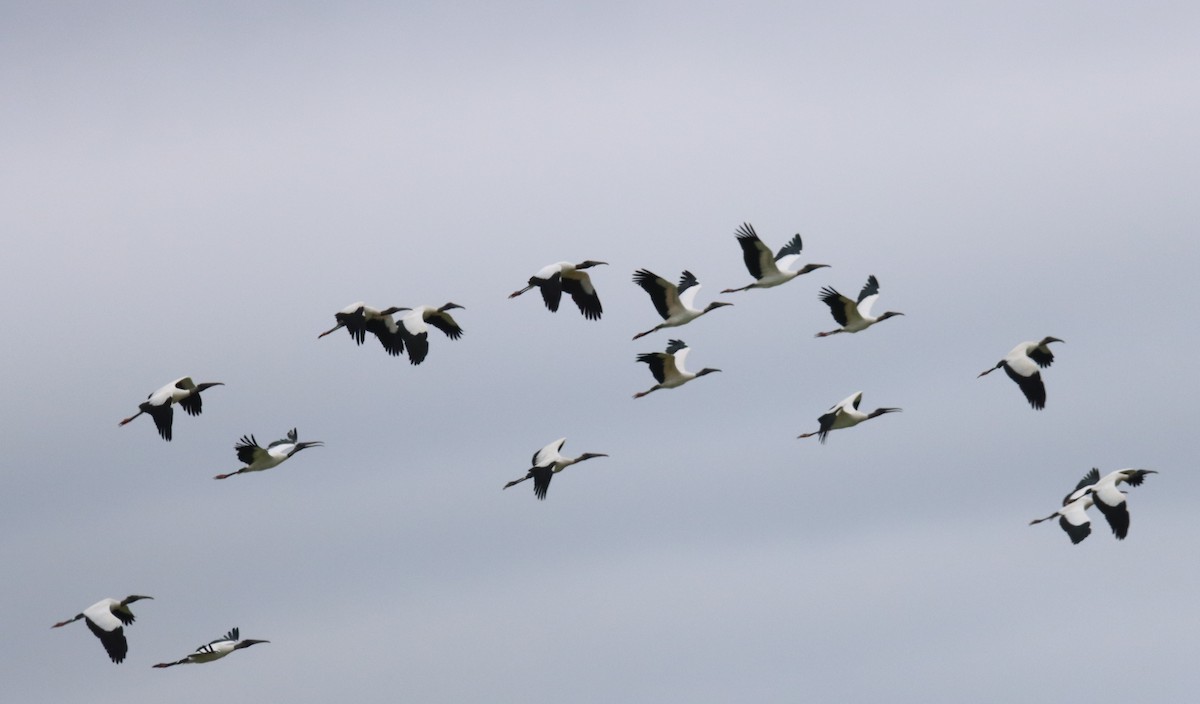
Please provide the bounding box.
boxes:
[705,301,734,311]
[977,362,1003,378]
[577,260,608,269]
[440,302,465,312]
[878,311,904,321]
[123,595,154,604]
[1041,336,1064,345]
[235,639,270,649]
[798,263,831,275]
[381,306,410,315]
[579,452,609,461]
[870,407,902,417]
[294,441,324,452]
[696,368,722,376]
[196,382,225,392]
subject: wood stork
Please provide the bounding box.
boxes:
[633,339,721,398]
[214,428,323,479]
[509,260,607,320]
[815,275,904,337]
[720,222,829,293]
[388,303,465,365]
[1062,467,1157,540]
[119,377,224,441]
[978,337,1063,410]
[318,302,408,356]
[632,269,732,340]
[1029,492,1096,545]
[52,595,152,664]
[796,391,901,443]
[502,437,608,500]
[153,627,269,668]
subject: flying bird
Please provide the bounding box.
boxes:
[318,302,410,355]
[632,269,731,340]
[978,337,1063,410]
[1063,467,1157,540]
[52,595,153,664]
[720,222,829,293]
[633,339,721,398]
[796,391,901,443]
[119,377,224,441]
[509,260,607,320]
[815,275,904,337]
[1029,491,1096,545]
[153,627,269,668]
[389,303,465,365]
[214,428,323,479]
[503,437,608,500]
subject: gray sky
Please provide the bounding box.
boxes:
[3,1,1198,701]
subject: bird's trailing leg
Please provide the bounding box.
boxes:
[152,659,186,669]
[508,283,536,299]
[631,325,663,341]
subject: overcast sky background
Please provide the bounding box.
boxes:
[3,1,1198,702]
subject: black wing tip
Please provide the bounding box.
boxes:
[734,222,758,240]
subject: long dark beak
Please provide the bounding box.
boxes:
[295,441,324,451]
[318,324,343,338]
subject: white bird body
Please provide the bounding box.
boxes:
[510,260,607,320]
[153,627,269,668]
[214,428,324,479]
[632,269,731,340]
[816,275,904,337]
[978,336,1063,410]
[318,302,408,355]
[391,303,465,365]
[503,438,609,500]
[721,222,829,293]
[119,377,224,441]
[633,339,721,398]
[797,391,901,443]
[52,595,152,664]
[1030,492,1096,544]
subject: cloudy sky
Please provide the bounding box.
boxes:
[4,1,1198,701]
